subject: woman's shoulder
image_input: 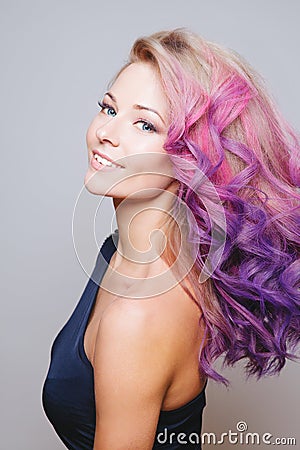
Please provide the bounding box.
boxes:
[97,282,202,359]
[98,292,178,342]
[92,294,179,388]
[92,283,205,404]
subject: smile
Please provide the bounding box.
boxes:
[93,153,121,168]
[91,152,125,172]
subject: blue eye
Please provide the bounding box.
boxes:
[137,120,157,133]
[97,101,116,117]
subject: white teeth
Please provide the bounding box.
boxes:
[93,153,120,168]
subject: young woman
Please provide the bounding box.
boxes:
[42,28,300,449]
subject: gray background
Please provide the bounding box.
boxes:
[1,0,299,449]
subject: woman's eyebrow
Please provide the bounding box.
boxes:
[105,91,117,102]
[104,91,166,126]
[133,104,166,126]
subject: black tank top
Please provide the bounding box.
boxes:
[42,230,206,449]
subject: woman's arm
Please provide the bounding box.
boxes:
[92,299,175,450]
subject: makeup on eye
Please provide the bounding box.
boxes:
[97,100,158,133]
[97,101,116,116]
[134,119,157,132]
[103,91,166,124]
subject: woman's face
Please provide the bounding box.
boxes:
[84,62,175,198]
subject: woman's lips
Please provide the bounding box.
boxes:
[90,154,125,171]
[92,149,125,168]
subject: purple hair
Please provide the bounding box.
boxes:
[123,28,300,384]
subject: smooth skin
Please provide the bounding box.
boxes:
[84,62,206,449]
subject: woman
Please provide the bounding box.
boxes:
[42,28,300,449]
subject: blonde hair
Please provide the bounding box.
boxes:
[112,28,300,384]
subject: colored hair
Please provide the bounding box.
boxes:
[116,28,300,384]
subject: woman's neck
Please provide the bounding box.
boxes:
[111,180,179,276]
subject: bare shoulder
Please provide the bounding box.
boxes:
[102,281,199,327]
[94,285,202,370]
[95,294,179,364]
[91,290,203,448]
[91,296,178,449]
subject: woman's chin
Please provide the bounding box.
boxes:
[84,170,116,197]
[84,170,102,195]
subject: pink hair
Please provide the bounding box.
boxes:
[113,28,300,384]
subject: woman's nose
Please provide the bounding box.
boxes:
[95,119,119,147]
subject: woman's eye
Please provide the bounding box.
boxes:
[136,120,157,133]
[97,101,116,117]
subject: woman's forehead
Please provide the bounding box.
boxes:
[110,62,168,115]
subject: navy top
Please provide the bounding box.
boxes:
[42,230,206,449]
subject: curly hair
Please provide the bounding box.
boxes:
[113,28,300,385]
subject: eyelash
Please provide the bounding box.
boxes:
[97,101,115,116]
[97,101,157,133]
